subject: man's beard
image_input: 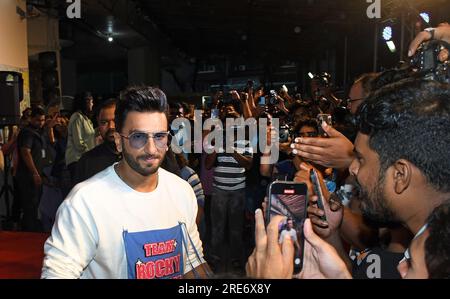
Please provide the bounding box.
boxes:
[121,141,165,177]
[356,172,397,226]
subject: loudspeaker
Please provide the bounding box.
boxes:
[0,71,23,125]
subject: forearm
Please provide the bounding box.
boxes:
[260,160,273,177]
[205,152,217,170]
[232,152,252,170]
[20,149,39,175]
[48,128,56,144]
[241,100,253,119]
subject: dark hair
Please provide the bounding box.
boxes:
[358,78,450,193]
[354,72,379,96]
[30,105,46,118]
[115,86,169,133]
[425,201,450,278]
[369,68,414,91]
[294,118,319,134]
[96,98,117,119]
[74,91,93,115]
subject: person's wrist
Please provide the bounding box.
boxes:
[424,27,435,40]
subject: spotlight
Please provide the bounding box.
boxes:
[308,72,314,79]
[386,41,396,53]
[108,36,114,42]
[420,12,430,24]
[382,26,392,41]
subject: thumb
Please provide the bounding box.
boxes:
[321,122,342,138]
[303,218,325,248]
[281,234,295,272]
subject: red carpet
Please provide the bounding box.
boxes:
[0,231,49,279]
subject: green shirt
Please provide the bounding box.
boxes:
[65,112,95,166]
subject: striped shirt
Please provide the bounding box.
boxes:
[180,166,205,208]
[213,140,253,191]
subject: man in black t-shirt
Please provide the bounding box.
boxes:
[74,99,120,185]
[16,106,49,231]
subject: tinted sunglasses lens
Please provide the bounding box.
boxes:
[153,133,169,148]
[129,133,148,149]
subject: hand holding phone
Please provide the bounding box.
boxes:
[309,169,327,222]
[308,168,344,239]
[267,181,308,274]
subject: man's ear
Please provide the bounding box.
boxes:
[392,159,412,194]
[114,132,122,153]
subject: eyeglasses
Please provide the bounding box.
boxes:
[120,131,171,149]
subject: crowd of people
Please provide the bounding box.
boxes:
[0,23,449,279]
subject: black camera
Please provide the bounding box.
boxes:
[410,40,449,83]
[278,123,291,143]
[269,90,279,105]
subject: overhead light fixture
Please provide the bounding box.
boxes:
[420,12,430,24]
[308,72,314,79]
[108,36,114,42]
[386,40,396,53]
[382,26,392,41]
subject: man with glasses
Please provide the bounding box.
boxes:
[42,86,211,279]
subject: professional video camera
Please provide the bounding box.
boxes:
[410,40,449,83]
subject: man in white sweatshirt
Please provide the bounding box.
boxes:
[41,86,211,279]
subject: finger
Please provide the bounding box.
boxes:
[304,218,327,247]
[294,137,328,148]
[291,143,326,156]
[266,215,285,257]
[245,254,255,277]
[254,209,267,253]
[408,32,429,57]
[321,122,343,138]
[291,149,323,162]
[281,234,295,275]
[309,195,318,204]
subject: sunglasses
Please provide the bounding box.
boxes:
[120,131,171,149]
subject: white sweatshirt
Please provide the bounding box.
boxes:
[41,164,204,279]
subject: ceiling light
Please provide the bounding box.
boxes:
[382,26,392,41]
[420,12,430,24]
[386,41,396,53]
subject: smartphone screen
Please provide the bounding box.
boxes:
[310,169,327,221]
[258,96,266,106]
[267,181,308,274]
[211,109,220,119]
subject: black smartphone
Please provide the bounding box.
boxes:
[267,181,308,275]
[310,168,327,221]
